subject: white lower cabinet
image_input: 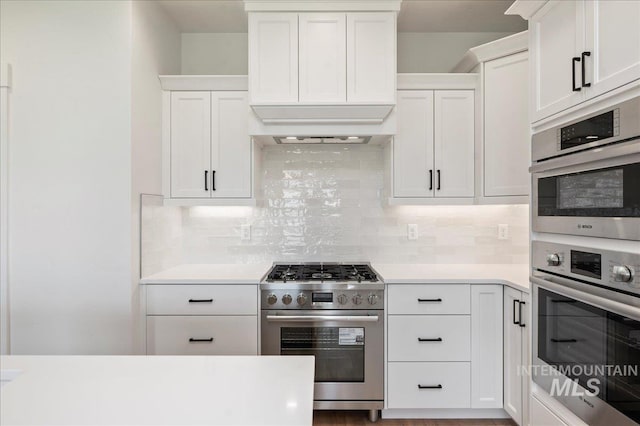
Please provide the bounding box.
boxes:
[387,362,471,409]
[146,316,257,355]
[386,284,503,412]
[145,284,258,356]
[504,286,530,425]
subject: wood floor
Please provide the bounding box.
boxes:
[313,411,516,426]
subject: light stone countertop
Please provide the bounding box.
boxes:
[371,263,530,293]
[139,263,530,293]
[0,355,314,426]
[140,263,272,284]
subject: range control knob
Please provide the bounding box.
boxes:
[368,293,379,305]
[352,294,363,305]
[281,293,292,305]
[337,294,349,305]
[266,293,278,305]
[546,253,561,266]
[296,293,307,306]
[613,265,634,283]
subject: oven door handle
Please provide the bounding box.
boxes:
[530,275,640,320]
[265,315,380,322]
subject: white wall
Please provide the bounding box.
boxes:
[131,0,181,353]
[181,33,248,75]
[180,32,515,74]
[398,32,515,73]
[0,1,133,354]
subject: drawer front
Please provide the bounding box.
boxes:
[146,316,258,355]
[387,284,471,315]
[388,315,470,361]
[387,362,471,409]
[146,285,257,315]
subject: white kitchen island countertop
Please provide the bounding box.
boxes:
[372,263,530,293]
[1,355,314,426]
[140,263,272,284]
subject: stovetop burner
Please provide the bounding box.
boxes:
[265,262,378,283]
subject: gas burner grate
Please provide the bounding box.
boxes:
[265,263,378,283]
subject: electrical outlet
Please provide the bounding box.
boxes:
[407,224,418,240]
[240,224,251,241]
[498,224,509,240]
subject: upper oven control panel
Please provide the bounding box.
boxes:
[261,289,384,310]
[533,241,640,295]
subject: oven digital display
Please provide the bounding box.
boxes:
[571,250,602,279]
[560,110,615,150]
[312,292,333,303]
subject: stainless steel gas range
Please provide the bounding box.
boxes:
[260,262,384,422]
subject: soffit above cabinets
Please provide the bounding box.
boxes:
[244,1,401,12]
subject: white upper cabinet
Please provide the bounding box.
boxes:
[248,9,397,106]
[168,89,252,202]
[170,92,211,198]
[530,0,586,122]
[299,13,346,103]
[346,12,396,104]
[392,87,475,200]
[210,92,252,198]
[248,13,298,104]
[434,91,475,198]
[584,0,640,99]
[393,91,434,198]
[484,51,530,197]
[527,0,640,122]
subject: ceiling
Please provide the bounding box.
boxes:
[159,0,527,33]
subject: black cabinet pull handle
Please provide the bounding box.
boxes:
[189,338,214,343]
[212,170,216,191]
[188,298,213,303]
[551,338,577,343]
[581,51,591,87]
[572,57,582,91]
[418,384,442,390]
[513,299,520,325]
[417,298,442,303]
[436,170,441,190]
[204,170,208,191]
[429,169,433,190]
[418,337,443,342]
[518,301,525,327]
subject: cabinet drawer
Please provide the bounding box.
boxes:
[387,362,471,409]
[388,315,470,361]
[387,284,470,315]
[146,316,257,355]
[146,285,257,315]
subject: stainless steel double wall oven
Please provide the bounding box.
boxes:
[530,96,640,425]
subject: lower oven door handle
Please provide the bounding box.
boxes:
[265,315,380,322]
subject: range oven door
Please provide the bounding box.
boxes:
[261,310,383,403]
[531,142,640,240]
[532,275,640,426]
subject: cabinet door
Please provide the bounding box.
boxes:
[211,92,251,198]
[346,12,396,103]
[170,92,211,198]
[530,0,586,122]
[584,0,640,99]
[434,90,474,198]
[248,13,298,103]
[484,52,530,197]
[393,91,434,197]
[471,285,503,409]
[504,287,524,425]
[299,13,346,103]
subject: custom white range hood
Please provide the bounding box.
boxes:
[245,0,400,141]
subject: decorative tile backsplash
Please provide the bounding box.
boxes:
[142,145,529,271]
